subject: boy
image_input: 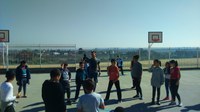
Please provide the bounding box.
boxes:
[77,79,105,112]
[0,71,17,112]
[60,63,72,105]
[74,61,88,102]
[105,59,122,103]
[42,69,66,112]
[149,59,164,105]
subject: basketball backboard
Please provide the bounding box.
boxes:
[0,30,9,42]
[148,32,162,43]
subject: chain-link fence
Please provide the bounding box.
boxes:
[0,44,199,70]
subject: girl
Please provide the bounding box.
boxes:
[163,62,171,100]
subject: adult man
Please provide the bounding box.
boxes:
[42,69,66,112]
[116,55,124,75]
[88,51,101,91]
[77,79,105,112]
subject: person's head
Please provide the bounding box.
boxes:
[114,106,124,112]
[158,60,161,66]
[153,59,160,67]
[50,69,61,81]
[79,61,84,69]
[63,63,68,69]
[91,51,96,58]
[60,63,64,69]
[20,60,26,66]
[84,79,95,93]
[165,62,170,68]
[117,55,119,58]
[133,55,139,61]
[83,54,86,57]
[6,70,15,81]
[111,59,116,65]
[169,60,178,68]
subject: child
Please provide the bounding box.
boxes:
[15,60,31,98]
[169,60,182,107]
[0,71,18,112]
[74,61,88,102]
[149,59,164,105]
[163,62,171,100]
[60,63,71,105]
[105,59,122,103]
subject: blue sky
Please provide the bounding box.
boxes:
[0,0,200,48]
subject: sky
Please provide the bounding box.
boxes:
[0,0,200,48]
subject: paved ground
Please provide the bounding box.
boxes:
[0,70,200,112]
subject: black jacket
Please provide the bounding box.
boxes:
[42,80,66,112]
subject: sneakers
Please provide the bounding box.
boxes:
[150,101,155,105]
[67,100,72,105]
[16,92,21,98]
[156,102,160,105]
[163,97,170,100]
[133,95,139,98]
[22,96,27,98]
[118,100,122,103]
[169,101,176,105]
[177,102,183,107]
[139,96,143,100]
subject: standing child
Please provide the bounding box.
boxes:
[0,71,18,112]
[149,59,164,105]
[15,60,31,98]
[105,59,122,103]
[169,60,182,107]
[74,61,88,102]
[163,62,171,100]
[60,63,72,105]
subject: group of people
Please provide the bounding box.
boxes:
[0,51,182,112]
[0,60,31,112]
[148,59,182,106]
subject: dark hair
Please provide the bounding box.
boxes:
[114,106,124,112]
[63,63,68,67]
[84,79,94,91]
[20,60,26,65]
[50,69,61,78]
[133,55,139,60]
[159,60,161,66]
[79,61,84,65]
[6,70,15,80]
[111,59,116,63]
[170,60,178,67]
[154,59,159,63]
[91,50,96,53]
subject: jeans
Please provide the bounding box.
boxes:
[170,79,181,103]
[105,80,122,101]
[165,79,170,97]
[75,81,86,99]
[118,66,124,75]
[88,71,98,91]
[134,77,142,97]
[18,78,27,96]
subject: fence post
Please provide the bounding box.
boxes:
[39,44,42,68]
[6,43,9,71]
[168,47,171,60]
[197,47,199,68]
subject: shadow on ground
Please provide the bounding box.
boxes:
[181,104,200,112]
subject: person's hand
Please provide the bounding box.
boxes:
[98,72,101,76]
[27,80,30,85]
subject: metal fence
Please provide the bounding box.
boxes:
[0,44,199,70]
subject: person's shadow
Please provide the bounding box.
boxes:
[20,102,45,112]
[181,104,200,112]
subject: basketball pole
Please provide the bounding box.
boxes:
[6,43,9,71]
[148,43,153,67]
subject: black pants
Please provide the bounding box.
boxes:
[105,80,122,101]
[5,105,15,112]
[75,81,86,99]
[134,77,142,97]
[88,72,98,91]
[118,66,124,75]
[61,81,71,100]
[152,86,160,102]
[170,79,181,102]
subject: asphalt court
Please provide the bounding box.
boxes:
[0,70,200,112]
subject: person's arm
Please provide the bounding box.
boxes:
[98,61,101,75]
[69,71,71,80]
[99,97,105,109]
[148,65,154,73]
[107,66,110,76]
[160,69,164,85]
